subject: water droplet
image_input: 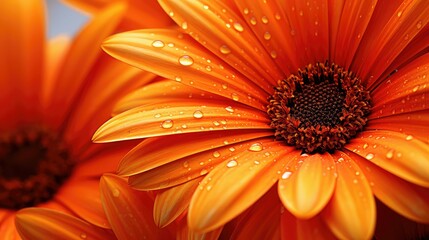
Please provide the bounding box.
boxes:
[205,65,212,71]
[227,160,238,168]
[200,169,208,175]
[161,119,173,129]
[178,55,194,66]
[220,45,231,54]
[193,110,204,119]
[406,135,413,141]
[413,85,419,92]
[183,161,189,168]
[181,124,187,129]
[231,93,239,101]
[264,31,271,40]
[243,8,249,15]
[250,17,257,25]
[254,160,260,165]
[365,153,374,160]
[397,11,402,17]
[417,21,422,29]
[229,147,236,152]
[112,188,120,197]
[386,149,394,159]
[206,185,212,191]
[261,16,268,24]
[154,113,161,118]
[353,179,358,184]
[151,40,165,48]
[181,21,188,29]
[248,142,263,152]
[363,143,368,149]
[213,151,221,158]
[281,171,292,179]
[355,171,360,176]
[80,233,87,239]
[225,106,234,113]
[337,157,344,162]
[270,51,277,59]
[175,76,182,82]
[233,22,244,32]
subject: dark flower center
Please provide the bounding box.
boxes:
[267,62,371,153]
[0,127,73,209]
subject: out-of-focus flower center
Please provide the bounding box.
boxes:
[267,62,371,153]
[0,127,73,209]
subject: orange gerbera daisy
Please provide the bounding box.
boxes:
[0,0,166,238]
[96,0,429,239]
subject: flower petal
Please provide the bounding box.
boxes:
[176,217,223,240]
[154,178,200,228]
[128,136,272,190]
[0,0,45,125]
[367,110,429,143]
[0,214,20,240]
[99,174,171,239]
[188,140,288,232]
[278,152,336,219]
[353,0,429,87]
[102,29,270,108]
[55,179,110,229]
[119,129,271,176]
[93,100,270,142]
[158,0,283,86]
[113,79,224,115]
[346,130,429,187]
[349,151,429,223]
[370,53,429,118]
[15,208,114,240]
[46,2,126,129]
[322,151,376,240]
[230,187,281,240]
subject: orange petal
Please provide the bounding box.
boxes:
[234,0,300,74]
[353,0,429,87]
[0,0,45,125]
[113,79,225,115]
[15,208,114,240]
[370,53,429,117]
[55,179,110,229]
[102,29,270,107]
[348,150,429,223]
[322,151,376,240]
[158,0,283,86]
[278,0,329,66]
[278,153,336,219]
[119,129,271,176]
[46,2,126,129]
[331,0,377,68]
[176,217,223,240]
[93,100,270,143]
[99,174,172,239]
[154,178,200,228]
[367,110,429,143]
[188,140,288,232]
[0,214,20,240]
[128,136,272,190]
[346,130,429,187]
[231,187,281,240]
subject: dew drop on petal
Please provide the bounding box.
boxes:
[178,55,194,66]
[261,16,268,24]
[264,32,271,40]
[151,40,165,48]
[337,157,344,162]
[248,142,263,152]
[281,171,292,179]
[250,17,257,25]
[386,149,394,159]
[231,93,239,101]
[406,135,413,141]
[80,233,87,239]
[363,143,368,149]
[193,110,204,119]
[154,113,161,118]
[227,160,238,168]
[233,22,244,32]
[175,76,182,82]
[161,119,174,129]
[243,8,249,14]
[200,169,208,175]
[365,153,374,160]
[183,161,189,168]
[270,51,277,59]
[417,20,422,29]
[225,106,234,113]
[181,21,188,29]
[220,45,231,54]
[213,151,221,158]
